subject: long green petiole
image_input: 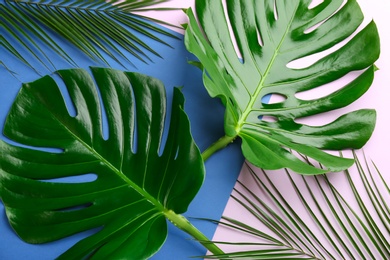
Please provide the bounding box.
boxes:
[202,135,236,162]
[161,135,236,256]
[164,210,225,255]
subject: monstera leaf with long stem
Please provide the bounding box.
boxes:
[0,0,179,74]
[0,68,220,259]
[185,0,380,174]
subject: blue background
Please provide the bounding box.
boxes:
[0,12,244,259]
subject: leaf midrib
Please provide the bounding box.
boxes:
[235,4,299,135]
[44,109,166,213]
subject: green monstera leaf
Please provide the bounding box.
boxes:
[185,0,380,174]
[0,68,204,259]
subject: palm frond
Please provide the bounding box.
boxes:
[0,0,180,74]
[207,152,390,259]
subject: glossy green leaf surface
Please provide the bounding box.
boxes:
[185,0,380,174]
[0,68,204,259]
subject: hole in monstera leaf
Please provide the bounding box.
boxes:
[273,1,279,20]
[222,0,243,61]
[294,109,343,127]
[174,147,180,160]
[261,94,271,104]
[130,85,138,154]
[2,137,64,153]
[262,93,287,104]
[294,69,364,101]
[39,173,98,183]
[91,78,110,141]
[57,202,93,213]
[52,74,76,117]
[54,73,111,140]
[158,116,170,158]
[308,0,324,10]
[287,51,327,69]
[159,103,172,158]
[304,18,327,34]
[259,115,278,123]
[306,1,347,33]
[256,27,264,47]
[99,100,109,142]
[289,10,361,70]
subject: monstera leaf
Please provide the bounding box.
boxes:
[185,0,380,174]
[0,68,204,259]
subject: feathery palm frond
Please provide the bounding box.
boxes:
[207,152,390,259]
[0,0,180,74]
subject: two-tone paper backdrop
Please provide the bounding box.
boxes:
[0,0,389,259]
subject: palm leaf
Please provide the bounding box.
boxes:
[185,0,380,174]
[0,0,179,74]
[207,153,390,259]
[0,67,205,258]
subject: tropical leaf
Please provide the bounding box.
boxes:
[0,67,204,259]
[185,0,380,174]
[207,153,390,259]
[0,0,179,73]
